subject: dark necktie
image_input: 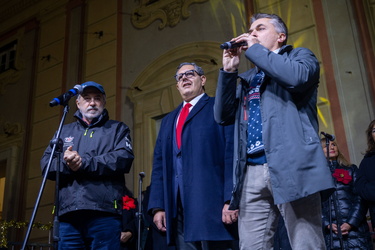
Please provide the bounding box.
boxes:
[176,103,192,149]
[250,70,265,87]
[247,70,265,155]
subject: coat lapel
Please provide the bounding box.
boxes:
[185,94,209,124]
[167,104,182,132]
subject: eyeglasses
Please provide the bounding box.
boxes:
[174,70,199,82]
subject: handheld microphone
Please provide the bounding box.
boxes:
[49,85,83,107]
[321,132,335,141]
[139,172,145,178]
[220,41,247,49]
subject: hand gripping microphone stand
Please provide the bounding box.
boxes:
[137,172,145,250]
[21,92,77,250]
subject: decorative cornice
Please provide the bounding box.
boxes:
[131,0,209,30]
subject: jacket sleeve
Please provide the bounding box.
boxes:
[214,69,238,125]
[147,123,166,212]
[355,157,375,201]
[223,123,235,202]
[79,122,134,176]
[40,132,71,180]
[246,44,320,94]
[346,166,368,228]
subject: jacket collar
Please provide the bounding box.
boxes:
[74,108,109,128]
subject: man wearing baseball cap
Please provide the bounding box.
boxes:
[41,81,134,249]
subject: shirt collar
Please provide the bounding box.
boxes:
[183,93,204,108]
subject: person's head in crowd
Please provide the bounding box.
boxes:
[174,62,206,102]
[76,81,106,124]
[249,13,288,51]
[320,138,350,166]
[365,119,375,154]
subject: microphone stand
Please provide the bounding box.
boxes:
[137,172,145,250]
[53,140,62,249]
[21,104,70,250]
[324,136,343,250]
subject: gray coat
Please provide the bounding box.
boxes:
[214,44,335,209]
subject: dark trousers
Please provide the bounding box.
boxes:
[58,210,121,250]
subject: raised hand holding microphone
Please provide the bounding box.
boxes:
[222,33,260,72]
[220,41,248,49]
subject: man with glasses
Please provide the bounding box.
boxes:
[41,81,134,249]
[148,63,238,249]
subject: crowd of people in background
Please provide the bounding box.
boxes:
[40,12,375,250]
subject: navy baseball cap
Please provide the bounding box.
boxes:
[81,81,106,95]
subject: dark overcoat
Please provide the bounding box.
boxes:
[148,94,235,244]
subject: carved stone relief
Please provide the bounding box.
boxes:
[0,116,23,143]
[131,0,209,30]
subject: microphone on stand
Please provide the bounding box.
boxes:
[220,41,247,49]
[139,172,145,178]
[49,85,82,107]
[321,132,335,141]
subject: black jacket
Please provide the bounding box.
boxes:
[355,151,375,231]
[322,162,372,249]
[41,109,134,216]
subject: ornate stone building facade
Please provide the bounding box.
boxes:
[0,0,374,246]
